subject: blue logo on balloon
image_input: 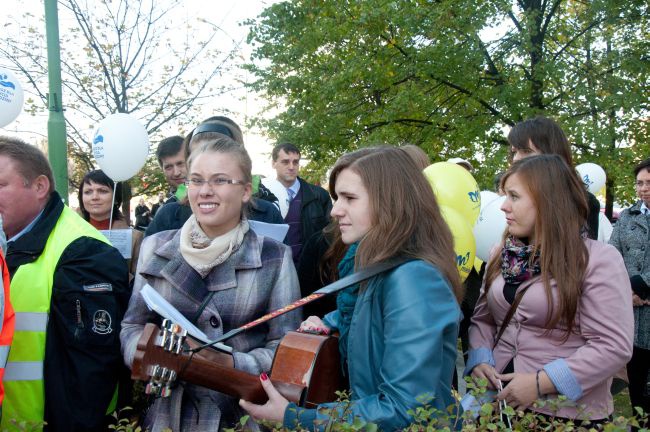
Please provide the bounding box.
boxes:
[456,252,470,266]
[0,74,16,90]
[93,133,104,145]
[583,174,593,187]
[468,190,480,203]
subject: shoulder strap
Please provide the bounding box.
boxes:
[190,256,412,353]
[492,283,532,350]
[314,256,411,296]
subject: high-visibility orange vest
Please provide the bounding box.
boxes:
[0,251,16,405]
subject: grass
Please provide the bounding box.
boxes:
[614,387,633,418]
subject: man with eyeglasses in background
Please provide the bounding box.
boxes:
[610,157,650,425]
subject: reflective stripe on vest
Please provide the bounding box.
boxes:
[14,312,48,332]
[4,361,42,381]
[2,206,110,429]
[0,344,10,368]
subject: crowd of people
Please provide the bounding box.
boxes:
[0,114,647,431]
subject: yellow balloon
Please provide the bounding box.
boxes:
[424,162,481,226]
[474,257,484,273]
[440,205,476,283]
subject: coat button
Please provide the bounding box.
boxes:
[209,316,220,328]
[631,226,636,230]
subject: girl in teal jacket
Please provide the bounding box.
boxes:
[241,146,463,430]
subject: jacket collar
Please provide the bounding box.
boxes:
[629,200,645,215]
[141,229,263,296]
[6,192,64,273]
[298,177,318,206]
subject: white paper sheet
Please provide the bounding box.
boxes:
[140,284,232,353]
[100,229,132,259]
[249,220,289,242]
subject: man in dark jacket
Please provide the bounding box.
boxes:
[0,137,129,431]
[272,143,332,265]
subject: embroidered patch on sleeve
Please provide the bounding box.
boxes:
[92,310,113,334]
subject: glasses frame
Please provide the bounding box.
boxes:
[185,177,246,189]
[635,181,650,188]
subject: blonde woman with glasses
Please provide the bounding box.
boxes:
[120,135,300,431]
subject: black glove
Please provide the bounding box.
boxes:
[630,275,649,300]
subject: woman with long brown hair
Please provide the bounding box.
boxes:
[467,154,633,421]
[241,146,463,430]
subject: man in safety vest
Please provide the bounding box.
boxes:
[0,216,16,420]
[0,137,129,431]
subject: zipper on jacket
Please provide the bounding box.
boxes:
[75,299,84,339]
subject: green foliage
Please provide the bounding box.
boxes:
[110,379,649,431]
[1,419,46,432]
[246,0,649,205]
[108,407,142,432]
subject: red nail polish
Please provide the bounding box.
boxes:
[260,372,268,381]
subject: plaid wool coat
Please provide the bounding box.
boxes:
[121,228,300,431]
[610,200,650,349]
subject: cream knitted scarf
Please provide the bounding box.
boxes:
[179,215,249,277]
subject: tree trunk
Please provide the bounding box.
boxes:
[121,181,132,226]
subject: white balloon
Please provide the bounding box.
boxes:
[472,195,507,262]
[575,163,606,194]
[0,68,25,128]
[260,177,289,218]
[479,191,500,211]
[92,113,150,181]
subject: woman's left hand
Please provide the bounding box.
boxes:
[496,372,538,411]
[239,373,289,423]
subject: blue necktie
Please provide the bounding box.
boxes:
[286,188,295,207]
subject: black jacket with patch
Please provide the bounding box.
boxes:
[6,192,130,431]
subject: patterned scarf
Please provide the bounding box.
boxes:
[336,242,359,365]
[500,236,541,285]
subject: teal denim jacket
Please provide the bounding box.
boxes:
[284,260,461,430]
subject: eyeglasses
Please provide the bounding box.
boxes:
[635,181,650,188]
[185,178,245,188]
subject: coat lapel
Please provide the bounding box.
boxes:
[139,229,265,300]
[203,230,263,291]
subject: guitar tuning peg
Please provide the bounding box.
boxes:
[145,381,161,396]
[161,385,172,398]
[172,335,184,355]
[159,321,173,348]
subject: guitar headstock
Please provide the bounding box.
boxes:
[132,319,188,397]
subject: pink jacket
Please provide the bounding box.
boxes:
[467,239,634,420]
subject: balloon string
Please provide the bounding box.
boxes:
[107,182,117,242]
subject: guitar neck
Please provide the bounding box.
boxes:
[135,341,305,404]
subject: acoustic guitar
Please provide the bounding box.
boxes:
[131,320,344,408]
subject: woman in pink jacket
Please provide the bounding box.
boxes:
[466,154,634,422]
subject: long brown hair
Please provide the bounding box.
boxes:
[485,154,589,336]
[325,146,463,303]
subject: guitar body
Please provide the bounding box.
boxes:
[271,331,344,408]
[132,323,343,407]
